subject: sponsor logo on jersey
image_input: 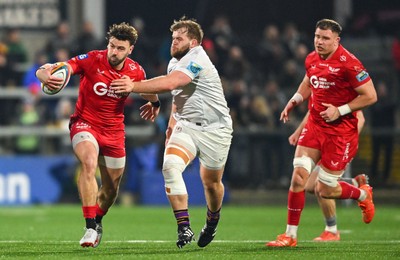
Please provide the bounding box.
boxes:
[129,63,137,70]
[340,55,347,62]
[310,75,335,89]
[356,70,369,82]
[330,160,339,167]
[186,61,202,77]
[77,54,88,60]
[353,66,363,72]
[328,66,340,74]
[93,82,124,99]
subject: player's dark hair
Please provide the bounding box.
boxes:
[170,16,204,44]
[106,22,138,46]
[316,19,342,36]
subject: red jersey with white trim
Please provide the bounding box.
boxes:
[68,50,146,131]
[305,44,371,135]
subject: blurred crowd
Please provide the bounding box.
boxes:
[0,16,399,188]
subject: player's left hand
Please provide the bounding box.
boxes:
[140,102,160,122]
[320,103,341,122]
[111,75,134,93]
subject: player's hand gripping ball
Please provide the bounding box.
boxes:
[41,62,71,95]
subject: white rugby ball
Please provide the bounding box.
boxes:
[41,62,71,95]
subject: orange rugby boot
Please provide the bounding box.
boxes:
[353,173,369,187]
[266,233,297,247]
[358,184,375,224]
[313,231,340,241]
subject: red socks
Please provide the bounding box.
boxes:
[287,190,305,225]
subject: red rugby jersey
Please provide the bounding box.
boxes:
[305,44,371,135]
[67,50,146,131]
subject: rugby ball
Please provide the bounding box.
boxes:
[41,62,71,95]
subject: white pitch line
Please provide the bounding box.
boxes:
[0,240,399,244]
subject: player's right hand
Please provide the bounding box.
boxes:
[280,101,295,123]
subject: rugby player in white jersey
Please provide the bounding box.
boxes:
[111,16,233,248]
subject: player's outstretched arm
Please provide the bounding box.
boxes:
[111,71,192,94]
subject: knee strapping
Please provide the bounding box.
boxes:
[318,167,343,187]
[162,154,188,195]
[293,156,315,174]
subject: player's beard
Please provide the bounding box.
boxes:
[171,43,190,60]
[108,54,126,67]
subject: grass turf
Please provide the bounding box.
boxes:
[0,204,399,259]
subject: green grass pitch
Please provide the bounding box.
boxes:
[0,204,399,259]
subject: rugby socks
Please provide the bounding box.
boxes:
[82,206,97,229]
[286,190,305,238]
[339,181,362,200]
[95,204,108,224]
[174,209,190,227]
[325,216,338,233]
[206,207,221,227]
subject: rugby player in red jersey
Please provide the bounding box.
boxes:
[36,22,160,248]
[266,18,377,247]
[290,110,369,241]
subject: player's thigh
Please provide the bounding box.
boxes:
[200,164,224,186]
[98,164,125,189]
[167,124,197,160]
[197,127,233,170]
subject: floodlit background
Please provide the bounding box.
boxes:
[0,0,399,206]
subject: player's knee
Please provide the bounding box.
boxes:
[304,183,315,194]
[291,170,308,190]
[317,167,340,188]
[162,154,188,195]
[293,156,315,175]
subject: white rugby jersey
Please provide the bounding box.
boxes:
[167,46,232,131]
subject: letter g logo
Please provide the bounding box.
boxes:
[310,75,319,88]
[93,82,108,96]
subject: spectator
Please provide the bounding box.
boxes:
[22,50,48,96]
[74,21,102,55]
[226,79,250,128]
[44,21,75,61]
[223,45,250,82]
[4,28,28,86]
[53,97,74,154]
[256,24,287,78]
[277,59,304,91]
[209,15,238,73]
[14,98,41,154]
[247,95,275,130]
[282,22,310,58]
[370,80,396,187]
[263,79,287,127]
[391,30,400,86]
[0,41,10,86]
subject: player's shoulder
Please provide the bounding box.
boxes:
[124,57,146,79]
[72,50,105,63]
[337,45,362,64]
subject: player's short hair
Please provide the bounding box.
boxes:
[106,22,138,46]
[170,16,204,44]
[316,19,342,36]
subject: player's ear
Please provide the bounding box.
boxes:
[190,39,197,48]
[129,45,134,54]
[335,36,341,45]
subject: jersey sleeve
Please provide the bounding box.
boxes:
[67,52,96,75]
[174,53,203,80]
[344,59,371,88]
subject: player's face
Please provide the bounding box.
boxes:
[107,37,133,69]
[170,28,192,60]
[314,28,340,59]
